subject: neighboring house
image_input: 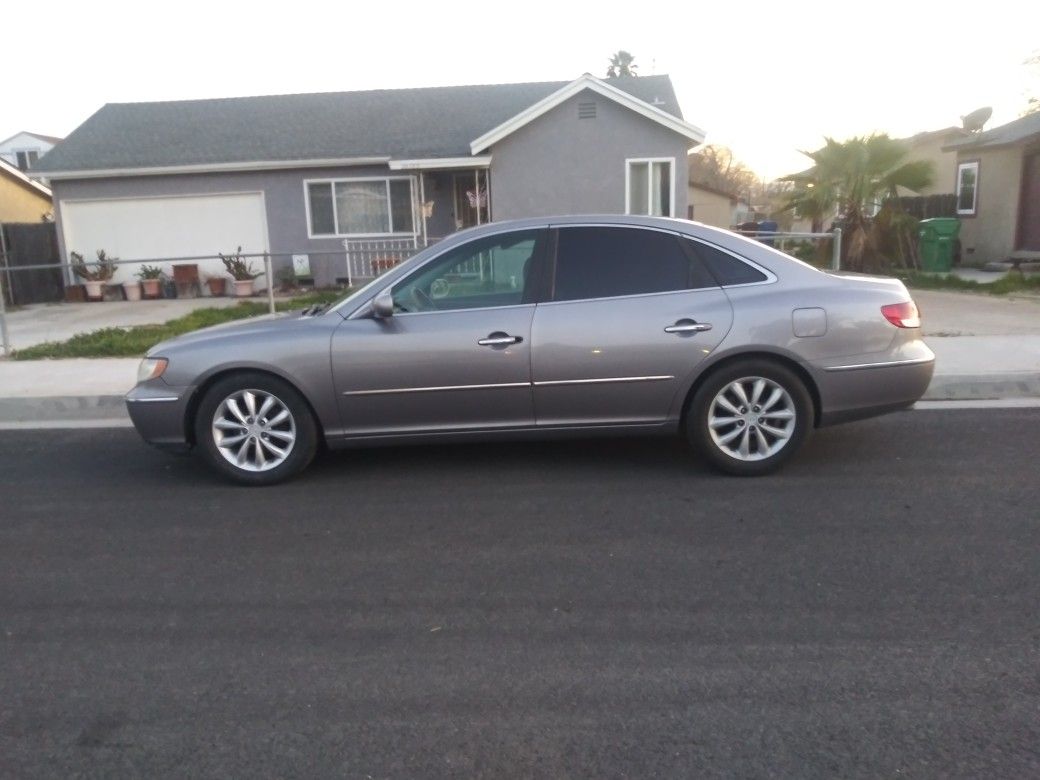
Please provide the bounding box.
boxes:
[32,74,705,286]
[0,131,62,173]
[943,112,1040,264]
[897,126,969,196]
[687,181,738,228]
[0,157,53,223]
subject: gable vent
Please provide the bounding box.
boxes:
[578,101,597,119]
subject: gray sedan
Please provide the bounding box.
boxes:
[126,215,934,484]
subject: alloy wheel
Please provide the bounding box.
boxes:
[707,376,796,461]
[211,388,297,472]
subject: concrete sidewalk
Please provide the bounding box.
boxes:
[0,288,1037,424]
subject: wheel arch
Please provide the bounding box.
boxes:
[679,350,822,430]
[182,365,327,447]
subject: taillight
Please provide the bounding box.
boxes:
[881,301,921,328]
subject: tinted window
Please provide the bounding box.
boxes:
[553,227,715,302]
[392,229,545,313]
[685,239,768,286]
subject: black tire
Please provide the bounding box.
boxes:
[193,371,319,486]
[686,359,813,476]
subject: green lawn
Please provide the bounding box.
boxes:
[14,290,347,360]
[897,271,1040,296]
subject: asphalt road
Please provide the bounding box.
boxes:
[1,409,1038,778]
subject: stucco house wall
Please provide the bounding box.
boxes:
[687,184,735,228]
[0,170,53,222]
[488,90,691,220]
[956,146,1024,265]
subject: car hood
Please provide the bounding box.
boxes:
[147,310,326,356]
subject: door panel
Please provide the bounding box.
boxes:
[1018,152,1040,251]
[332,306,535,436]
[532,290,733,426]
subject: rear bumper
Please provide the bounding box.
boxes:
[814,349,935,427]
[125,382,194,452]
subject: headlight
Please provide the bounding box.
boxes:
[137,357,168,384]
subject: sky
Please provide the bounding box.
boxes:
[4,0,1038,180]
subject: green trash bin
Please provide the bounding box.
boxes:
[918,218,960,272]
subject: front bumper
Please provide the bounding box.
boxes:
[125,382,195,452]
[814,344,936,426]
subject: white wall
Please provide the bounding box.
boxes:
[0,133,56,169]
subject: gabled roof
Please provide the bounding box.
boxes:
[470,74,704,153]
[943,112,1040,151]
[0,130,63,147]
[0,157,53,198]
[33,75,694,178]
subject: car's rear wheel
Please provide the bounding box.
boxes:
[194,372,318,485]
[687,359,813,476]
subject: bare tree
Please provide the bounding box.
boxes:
[688,146,759,200]
[1026,52,1039,115]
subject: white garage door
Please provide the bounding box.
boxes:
[60,192,269,285]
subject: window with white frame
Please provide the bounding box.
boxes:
[306,177,415,237]
[956,161,979,215]
[14,150,39,171]
[626,158,674,217]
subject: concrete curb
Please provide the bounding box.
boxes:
[1,373,1039,427]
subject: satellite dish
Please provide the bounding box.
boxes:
[961,106,992,132]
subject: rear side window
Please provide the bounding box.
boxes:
[685,239,768,286]
[553,226,716,302]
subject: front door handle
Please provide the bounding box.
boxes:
[478,332,523,347]
[664,319,713,334]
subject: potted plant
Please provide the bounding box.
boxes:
[205,274,228,297]
[123,279,142,301]
[71,249,118,300]
[276,266,296,293]
[137,265,165,298]
[220,246,261,297]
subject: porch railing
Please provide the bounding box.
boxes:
[343,237,425,285]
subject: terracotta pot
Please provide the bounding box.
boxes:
[206,277,227,297]
[83,280,105,300]
[141,278,162,298]
[123,281,142,301]
[233,279,255,297]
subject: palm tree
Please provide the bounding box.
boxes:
[782,134,933,270]
[606,51,638,78]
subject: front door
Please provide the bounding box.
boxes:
[531,225,734,426]
[453,172,490,230]
[332,228,548,436]
[1018,151,1040,251]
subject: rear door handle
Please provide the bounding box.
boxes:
[478,332,523,347]
[664,319,712,334]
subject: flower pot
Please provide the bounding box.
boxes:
[83,280,105,300]
[141,278,162,298]
[206,277,227,297]
[123,281,142,301]
[233,279,255,297]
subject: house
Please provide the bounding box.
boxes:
[32,74,705,287]
[686,181,738,228]
[0,157,53,223]
[0,131,62,173]
[897,126,969,196]
[943,112,1040,265]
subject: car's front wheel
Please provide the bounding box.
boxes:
[687,359,813,476]
[194,372,318,485]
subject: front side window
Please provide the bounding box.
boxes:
[627,159,673,217]
[553,226,715,302]
[307,178,415,237]
[956,161,979,215]
[392,229,545,313]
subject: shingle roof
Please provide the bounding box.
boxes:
[943,111,1040,151]
[33,75,682,174]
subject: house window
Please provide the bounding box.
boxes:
[626,158,674,217]
[15,150,39,171]
[306,177,415,237]
[956,161,979,215]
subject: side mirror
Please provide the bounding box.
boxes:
[372,288,394,318]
